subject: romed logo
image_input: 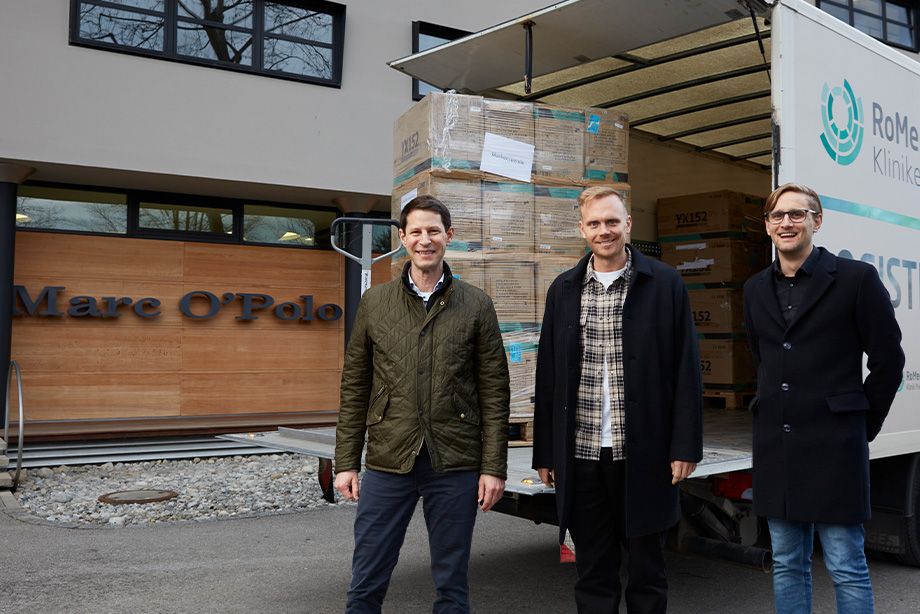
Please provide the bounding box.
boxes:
[820,79,864,165]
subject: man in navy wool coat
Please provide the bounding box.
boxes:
[744,182,904,614]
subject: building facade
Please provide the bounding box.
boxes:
[0,0,542,438]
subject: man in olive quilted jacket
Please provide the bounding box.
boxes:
[334,195,510,614]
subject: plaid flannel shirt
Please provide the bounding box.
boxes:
[575,249,633,461]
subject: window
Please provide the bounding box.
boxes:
[818,1,918,50]
[71,0,346,86]
[243,204,336,246]
[16,186,128,234]
[412,21,470,100]
[17,183,337,249]
[139,202,234,234]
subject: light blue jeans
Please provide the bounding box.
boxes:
[768,519,874,614]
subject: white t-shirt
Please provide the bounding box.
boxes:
[592,265,628,447]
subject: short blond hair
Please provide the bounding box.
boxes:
[578,185,627,212]
[764,183,823,216]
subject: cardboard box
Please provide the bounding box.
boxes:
[391,172,483,252]
[535,255,582,322]
[393,93,485,186]
[502,328,539,412]
[486,256,537,323]
[447,253,486,290]
[657,190,766,238]
[482,181,534,254]
[661,236,769,284]
[584,108,629,183]
[534,185,585,256]
[534,104,585,184]
[484,99,535,148]
[699,338,755,386]
[689,288,744,334]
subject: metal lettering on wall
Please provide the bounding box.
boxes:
[12,286,343,322]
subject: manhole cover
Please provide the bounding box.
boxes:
[98,489,179,505]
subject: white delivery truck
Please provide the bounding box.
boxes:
[225,0,920,566]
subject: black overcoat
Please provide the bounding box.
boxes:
[743,247,904,523]
[532,247,703,540]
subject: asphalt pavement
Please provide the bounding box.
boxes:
[2,491,919,613]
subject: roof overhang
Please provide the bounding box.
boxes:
[389,0,776,167]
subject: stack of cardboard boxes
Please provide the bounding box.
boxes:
[657,191,770,404]
[391,93,629,419]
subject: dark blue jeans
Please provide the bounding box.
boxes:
[345,446,479,614]
[768,519,874,614]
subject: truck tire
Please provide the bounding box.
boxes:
[896,454,920,567]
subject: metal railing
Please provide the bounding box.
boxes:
[4,360,24,489]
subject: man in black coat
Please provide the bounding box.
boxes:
[532,185,703,613]
[743,183,904,614]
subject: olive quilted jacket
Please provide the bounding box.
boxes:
[335,266,510,478]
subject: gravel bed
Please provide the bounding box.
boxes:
[11,453,349,527]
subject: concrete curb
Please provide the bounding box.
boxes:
[0,489,21,510]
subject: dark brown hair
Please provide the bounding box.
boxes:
[399,194,452,230]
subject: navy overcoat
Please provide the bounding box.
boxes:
[743,247,904,523]
[532,247,703,540]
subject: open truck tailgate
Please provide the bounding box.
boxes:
[219,409,751,498]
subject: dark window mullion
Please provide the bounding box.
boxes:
[166,0,177,55]
[332,2,345,84]
[881,1,890,40]
[263,31,334,48]
[253,1,265,72]
[233,201,244,243]
[127,191,140,237]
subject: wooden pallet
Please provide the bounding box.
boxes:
[703,389,755,410]
[508,415,535,447]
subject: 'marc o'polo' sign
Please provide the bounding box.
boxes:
[12,286,343,322]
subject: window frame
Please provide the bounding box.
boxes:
[411,21,471,101]
[69,0,346,87]
[17,181,342,251]
[817,0,919,52]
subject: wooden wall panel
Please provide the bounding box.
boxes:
[13,326,182,372]
[14,233,184,281]
[180,329,343,372]
[15,373,181,421]
[180,370,341,414]
[183,244,343,288]
[372,256,394,286]
[11,233,346,434]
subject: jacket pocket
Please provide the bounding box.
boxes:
[453,390,480,425]
[826,392,870,413]
[366,386,389,425]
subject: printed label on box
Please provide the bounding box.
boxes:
[480,132,535,182]
[400,189,418,209]
[587,114,601,134]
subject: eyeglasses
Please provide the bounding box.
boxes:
[765,208,817,224]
